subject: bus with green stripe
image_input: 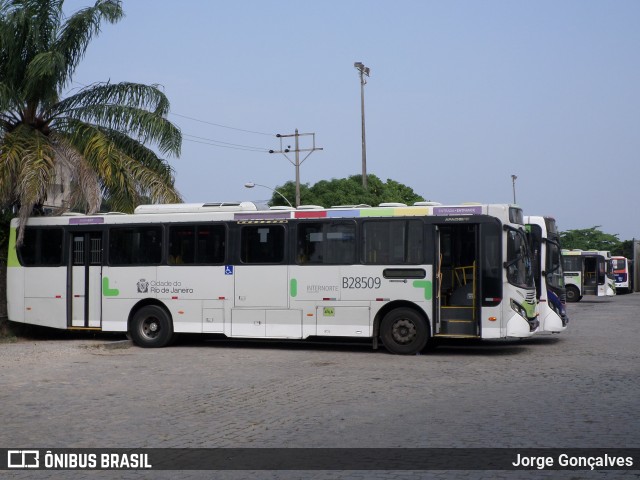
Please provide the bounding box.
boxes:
[561,249,616,302]
[6,201,538,354]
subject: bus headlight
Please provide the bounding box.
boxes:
[510,299,528,319]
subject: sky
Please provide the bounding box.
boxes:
[62,0,640,240]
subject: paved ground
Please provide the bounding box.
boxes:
[1,294,639,479]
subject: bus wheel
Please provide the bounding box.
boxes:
[380,308,429,355]
[130,305,174,348]
[565,286,581,303]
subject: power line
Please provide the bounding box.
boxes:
[69,81,275,151]
[69,81,275,137]
[182,133,270,152]
[170,112,274,136]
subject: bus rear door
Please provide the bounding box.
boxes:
[68,231,103,328]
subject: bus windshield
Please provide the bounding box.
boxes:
[545,240,565,290]
[506,228,534,288]
[611,258,626,271]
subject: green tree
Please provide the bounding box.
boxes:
[612,239,634,259]
[0,0,182,243]
[560,226,622,252]
[271,174,425,207]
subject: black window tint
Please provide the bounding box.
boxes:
[169,225,195,264]
[109,226,162,265]
[363,220,423,264]
[196,225,225,264]
[297,223,324,264]
[481,222,502,306]
[324,223,356,264]
[506,229,534,288]
[562,256,581,272]
[169,224,226,265]
[241,225,285,264]
[546,242,564,290]
[297,222,356,265]
[19,228,63,266]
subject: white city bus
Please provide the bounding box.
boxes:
[525,216,568,333]
[561,249,616,302]
[7,202,538,354]
[611,256,632,294]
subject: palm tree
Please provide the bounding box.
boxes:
[0,0,183,243]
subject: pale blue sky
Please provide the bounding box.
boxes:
[63,0,640,239]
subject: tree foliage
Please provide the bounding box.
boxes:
[560,226,622,252]
[0,0,182,242]
[270,174,425,207]
[612,240,634,259]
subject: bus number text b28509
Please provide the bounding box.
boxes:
[342,277,382,289]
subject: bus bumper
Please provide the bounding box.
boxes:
[540,310,568,333]
[505,313,537,338]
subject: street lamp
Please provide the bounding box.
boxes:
[244,182,293,208]
[354,61,370,189]
[511,174,518,204]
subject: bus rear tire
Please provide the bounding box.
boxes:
[130,305,174,348]
[566,285,581,303]
[380,308,429,355]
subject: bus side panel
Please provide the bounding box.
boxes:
[564,274,582,294]
[6,265,25,323]
[480,305,503,339]
[156,266,233,333]
[101,266,157,332]
[23,267,67,329]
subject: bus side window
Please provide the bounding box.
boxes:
[325,223,356,264]
[297,223,323,264]
[196,225,225,264]
[19,228,63,266]
[109,226,162,266]
[362,220,424,265]
[241,225,285,264]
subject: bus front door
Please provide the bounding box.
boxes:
[435,224,479,337]
[582,256,598,296]
[69,231,103,328]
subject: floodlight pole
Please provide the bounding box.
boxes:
[511,174,518,204]
[354,62,370,189]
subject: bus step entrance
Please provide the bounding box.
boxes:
[438,307,478,336]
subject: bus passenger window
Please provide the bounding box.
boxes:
[109,226,162,266]
[241,225,285,264]
[297,223,323,264]
[19,228,63,266]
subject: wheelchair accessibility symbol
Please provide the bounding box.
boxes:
[225,265,234,275]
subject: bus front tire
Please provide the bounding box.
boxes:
[380,308,429,355]
[130,305,174,348]
[565,286,581,303]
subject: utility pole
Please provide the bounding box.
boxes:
[354,62,370,189]
[269,130,323,207]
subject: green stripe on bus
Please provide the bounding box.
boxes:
[412,280,433,300]
[290,278,298,297]
[7,227,19,267]
[102,277,120,297]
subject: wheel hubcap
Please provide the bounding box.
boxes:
[142,318,160,338]
[392,318,416,344]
